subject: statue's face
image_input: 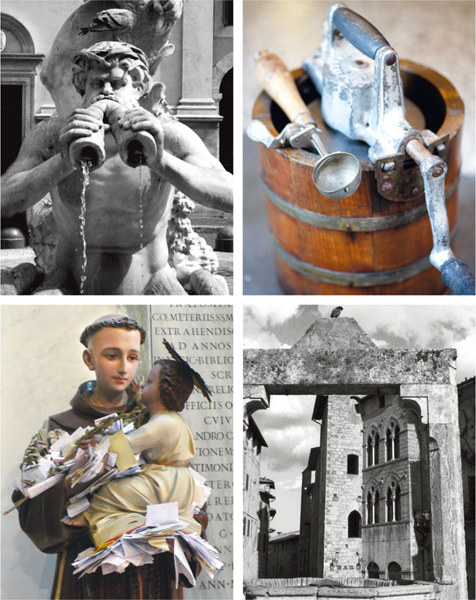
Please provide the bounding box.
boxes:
[83,64,141,108]
[140,363,163,410]
[83,327,141,396]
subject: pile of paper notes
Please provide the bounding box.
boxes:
[71,501,224,586]
[12,416,142,517]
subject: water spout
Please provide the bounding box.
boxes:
[79,160,91,294]
[67,100,158,171]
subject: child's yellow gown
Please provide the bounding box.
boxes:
[84,410,206,549]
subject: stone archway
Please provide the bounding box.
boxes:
[244,317,467,600]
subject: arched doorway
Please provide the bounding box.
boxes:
[368,561,380,579]
[388,561,402,581]
[1,13,44,246]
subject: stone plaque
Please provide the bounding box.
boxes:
[149,305,233,598]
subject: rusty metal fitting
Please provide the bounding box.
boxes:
[406,138,433,164]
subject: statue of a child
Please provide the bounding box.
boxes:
[65,352,212,560]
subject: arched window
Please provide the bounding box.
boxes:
[394,425,400,458]
[386,429,393,461]
[395,485,401,521]
[368,561,380,579]
[387,488,394,521]
[348,511,362,538]
[367,436,373,467]
[374,490,380,523]
[374,432,380,465]
[347,454,359,475]
[388,561,402,581]
[367,492,373,524]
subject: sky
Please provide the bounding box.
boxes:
[243,304,476,534]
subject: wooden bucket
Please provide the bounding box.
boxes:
[252,61,464,295]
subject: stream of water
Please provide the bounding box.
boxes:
[138,163,144,250]
[79,160,91,294]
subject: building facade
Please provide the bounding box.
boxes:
[459,377,475,599]
[268,532,300,579]
[311,395,363,578]
[357,393,431,582]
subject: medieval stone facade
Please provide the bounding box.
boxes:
[268,532,300,579]
[312,395,363,578]
[358,393,431,582]
[459,377,475,599]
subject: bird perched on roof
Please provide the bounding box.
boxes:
[331,306,343,318]
[79,5,137,39]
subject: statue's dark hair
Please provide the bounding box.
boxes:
[154,359,194,412]
[80,316,146,347]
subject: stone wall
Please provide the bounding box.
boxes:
[359,394,431,581]
[244,423,263,582]
[458,377,475,600]
[321,396,363,578]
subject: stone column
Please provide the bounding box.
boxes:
[176,0,221,155]
[401,384,468,600]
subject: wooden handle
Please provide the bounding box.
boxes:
[254,50,314,126]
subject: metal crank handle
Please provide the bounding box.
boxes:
[254,50,316,128]
[406,139,475,295]
[247,120,315,151]
[332,5,396,65]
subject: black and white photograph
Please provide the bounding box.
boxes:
[1,0,233,296]
[244,304,475,600]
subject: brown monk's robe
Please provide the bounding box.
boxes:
[13,381,205,600]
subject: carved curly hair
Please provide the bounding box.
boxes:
[80,314,146,347]
[72,41,152,97]
[154,359,194,412]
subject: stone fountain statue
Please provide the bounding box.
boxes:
[1,0,233,295]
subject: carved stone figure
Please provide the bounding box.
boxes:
[1,1,233,295]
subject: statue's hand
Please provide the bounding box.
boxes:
[118,107,165,169]
[59,108,103,162]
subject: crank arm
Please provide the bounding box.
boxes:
[407,139,475,295]
[247,120,321,152]
[247,120,304,149]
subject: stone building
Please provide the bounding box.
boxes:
[312,395,363,578]
[357,391,432,582]
[244,317,468,600]
[299,447,320,576]
[1,0,233,243]
[243,394,269,582]
[459,377,475,599]
[258,477,276,578]
[268,532,300,579]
